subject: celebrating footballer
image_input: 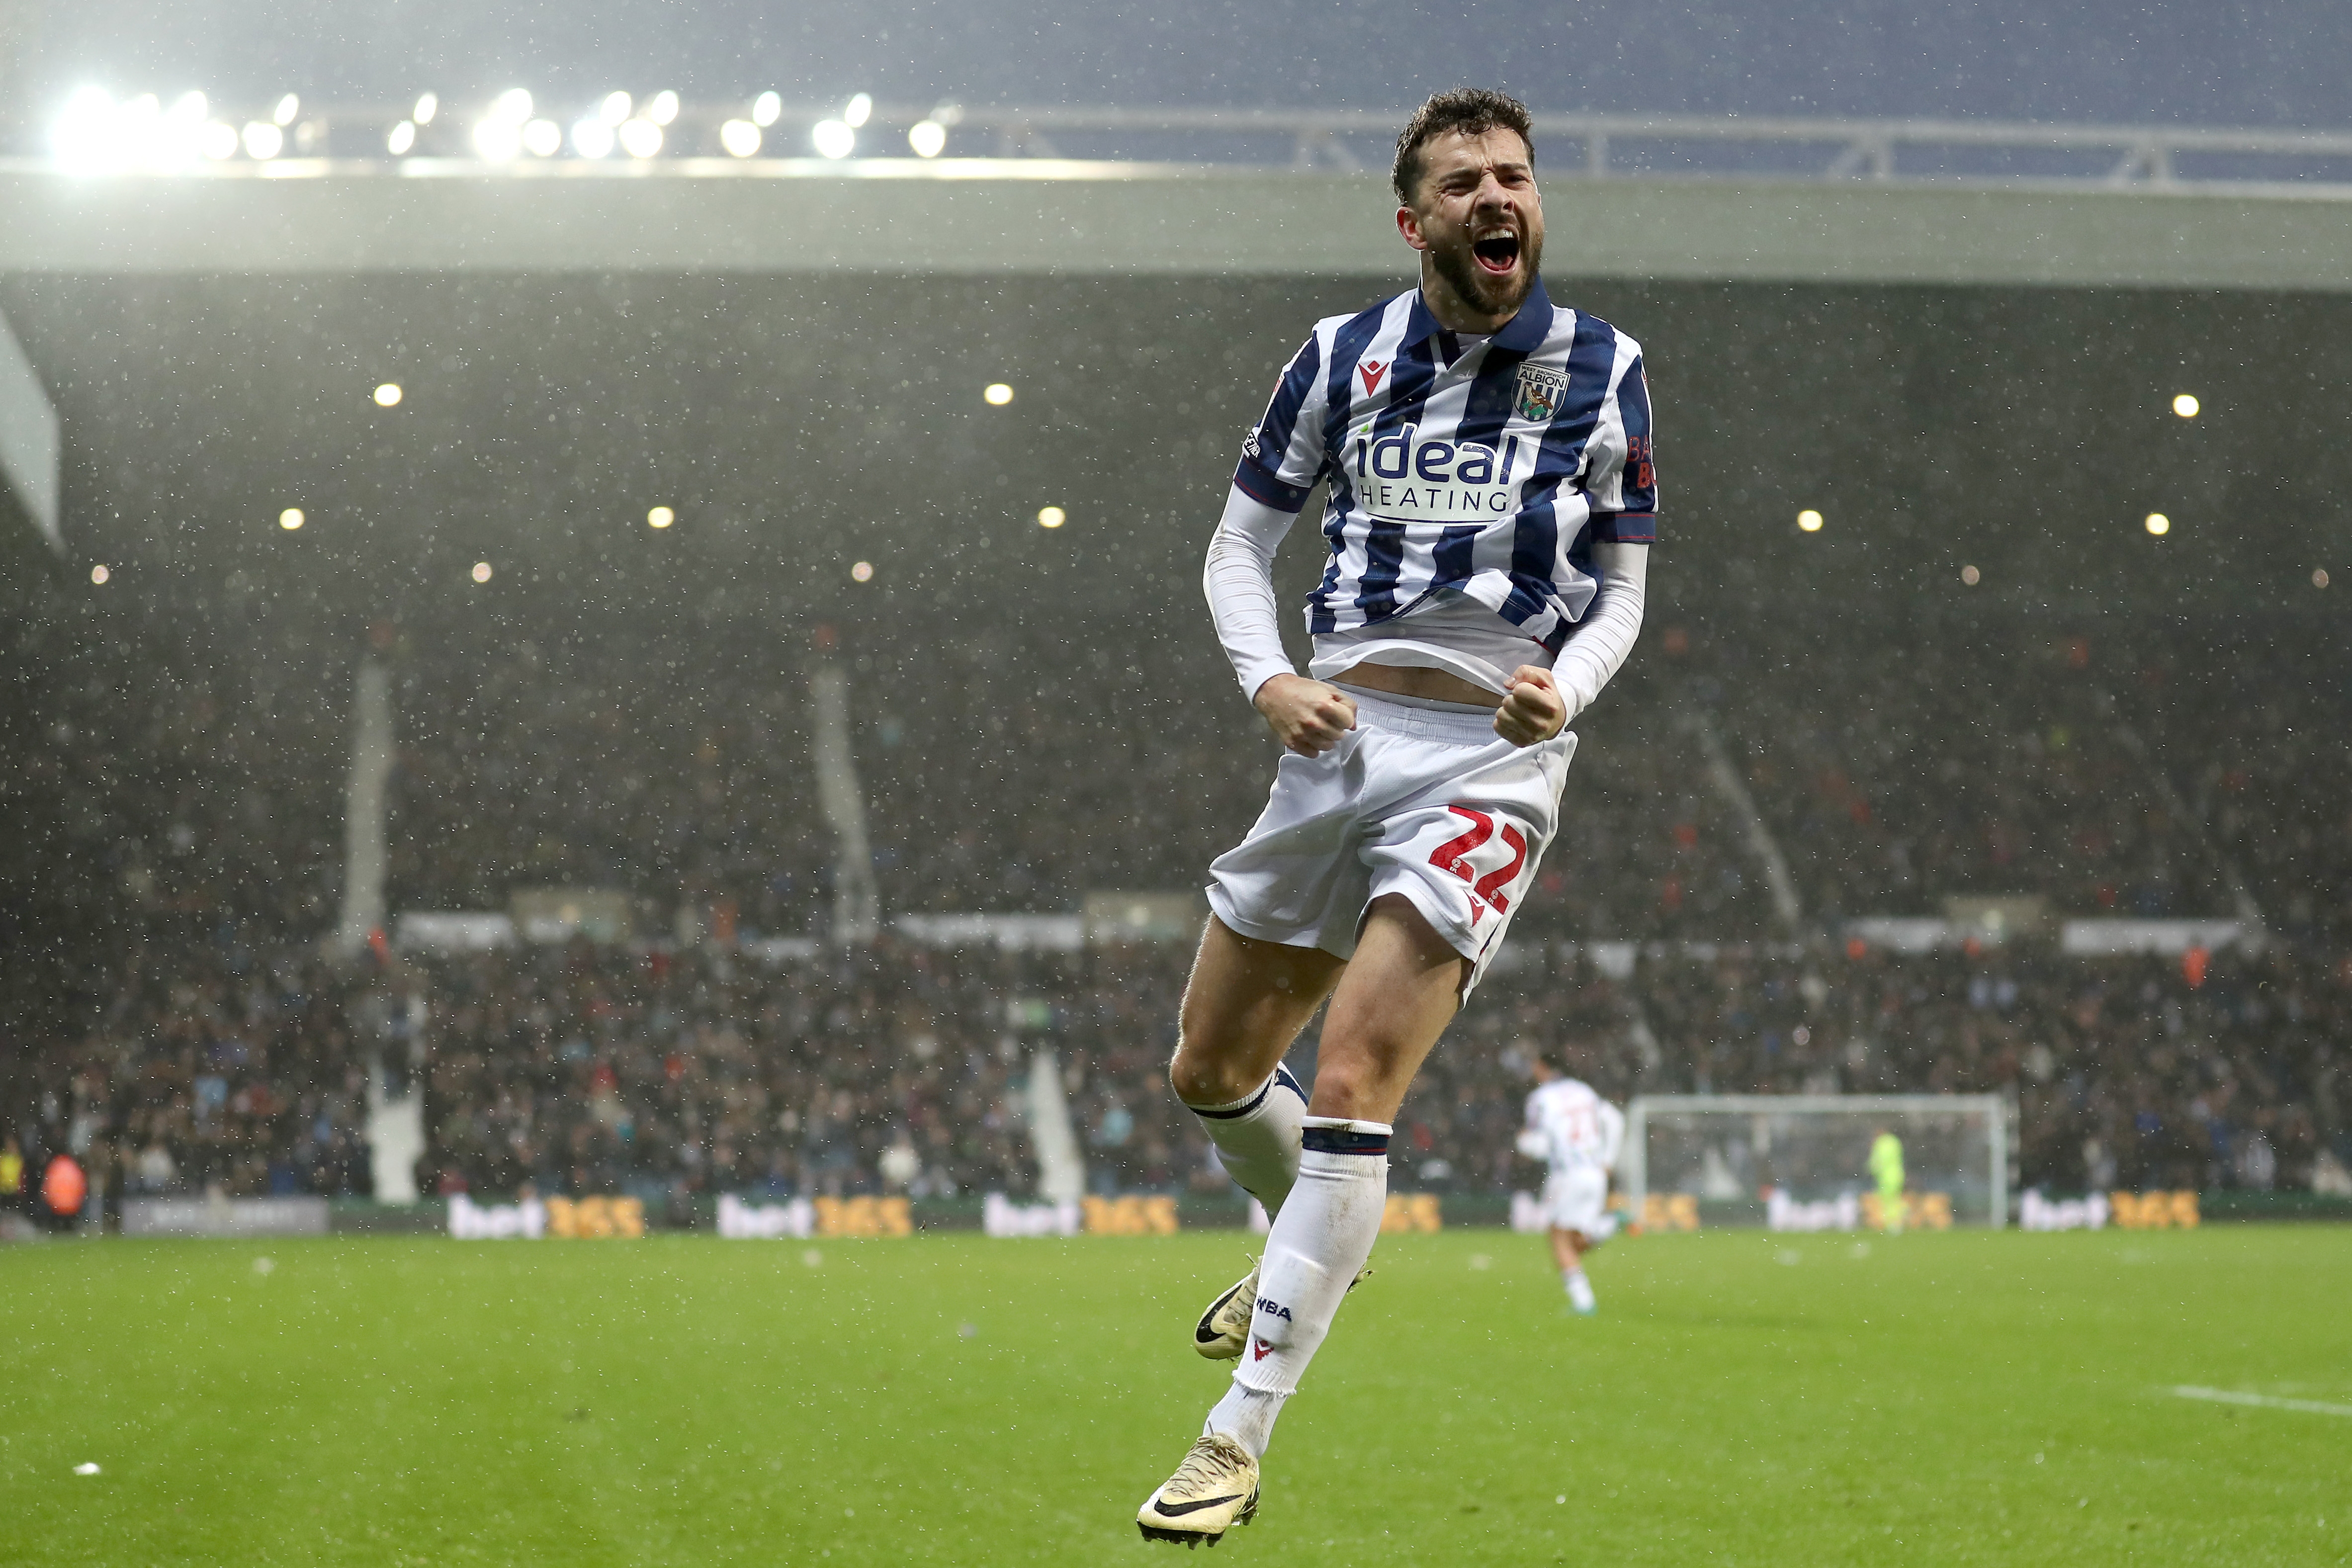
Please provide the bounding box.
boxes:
[1134,87,1659,1545]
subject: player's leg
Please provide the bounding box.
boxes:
[1141,900,1460,1546]
[1168,917,1339,1362]
[1559,1226,1597,1313]
[1548,1223,1580,1275]
[1143,902,1468,1542]
[1200,896,1462,1451]
[1170,915,1337,1219]
[1550,1165,1606,1313]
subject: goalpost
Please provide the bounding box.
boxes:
[1623,1095,2012,1230]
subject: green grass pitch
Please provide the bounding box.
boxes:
[6,1227,2349,1565]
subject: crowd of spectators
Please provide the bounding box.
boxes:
[5,944,377,1213]
[13,930,2346,1220]
[413,938,1037,1203]
[13,598,2352,1223]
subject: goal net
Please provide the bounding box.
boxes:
[1624,1095,2011,1230]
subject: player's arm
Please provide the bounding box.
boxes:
[1496,352,1658,746]
[1514,1088,1549,1159]
[1206,332,1357,758]
[1597,1101,1628,1174]
[1205,489,1357,756]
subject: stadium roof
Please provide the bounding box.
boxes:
[4,134,2348,623]
[4,161,2351,291]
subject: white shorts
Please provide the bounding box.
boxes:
[1206,688,1574,997]
[1543,1166,1612,1235]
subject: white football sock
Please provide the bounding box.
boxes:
[1223,1117,1390,1428]
[1565,1268,1597,1313]
[1202,1385,1289,1459]
[1183,1064,1308,1218]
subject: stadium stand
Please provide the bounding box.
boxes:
[6,597,2348,1215]
[14,930,2345,1212]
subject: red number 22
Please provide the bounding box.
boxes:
[1427,805,1527,916]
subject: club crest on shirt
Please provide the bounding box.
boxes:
[1514,364,1568,424]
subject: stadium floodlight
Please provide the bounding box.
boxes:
[200,121,239,160]
[843,92,873,128]
[2316,568,2332,589]
[145,92,208,166]
[471,561,493,583]
[522,118,561,157]
[472,118,522,161]
[572,119,615,159]
[752,91,781,127]
[598,91,631,126]
[491,88,531,123]
[618,119,663,159]
[1622,1094,2009,1230]
[387,120,417,156]
[272,93,299,127]
[647,89,680,126]
[850,560,874,582]
[51,87,119,170]
[279,508,305,530]
[983,382,1014,405]
[811,119,855,159]
[647,506,675,528]
[908,120,947,158]
[1037,506,1066,528]
[89,564,109,584]
[373,382,402,407]
[413,92,438,125]
[104,92,163,166]
[1960,563,1981,585]
[242,120,284,160]
[720,119,761,158]
[2145,512,2171,535]
[2173,393,2199,418]
[1797,508,1823,532]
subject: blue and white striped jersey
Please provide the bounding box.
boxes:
[1234,278,1656,658]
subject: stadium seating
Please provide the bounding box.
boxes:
[15,931,2343,1211]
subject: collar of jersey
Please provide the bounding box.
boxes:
[1402,276,1554,355]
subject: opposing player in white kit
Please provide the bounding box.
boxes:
[1519,1053,1627,1314]
[1134,88,1657,1546]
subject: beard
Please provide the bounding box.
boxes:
[1428,224,1543,321]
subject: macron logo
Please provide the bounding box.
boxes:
[1359,360,1388,394]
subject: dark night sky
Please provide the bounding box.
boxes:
[19,0,2352,128]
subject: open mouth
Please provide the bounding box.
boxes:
[1472,233,1520,274]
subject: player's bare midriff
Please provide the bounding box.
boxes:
[1326,661,1500,709]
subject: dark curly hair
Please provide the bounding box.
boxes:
[1392,88,1535,205]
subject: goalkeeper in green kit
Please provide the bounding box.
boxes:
[1869,1127,1906,1235]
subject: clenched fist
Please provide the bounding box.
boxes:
[1253,673,1359,757]
[1494,665,1568,747]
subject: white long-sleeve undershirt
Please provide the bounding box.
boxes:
[1201,483,1649,726]
[1201,486,1302,702]
[1550,539,1648,722]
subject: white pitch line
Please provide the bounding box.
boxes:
[2170,1386,2352,1418]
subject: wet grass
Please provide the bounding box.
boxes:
[5,1225,2349,1565]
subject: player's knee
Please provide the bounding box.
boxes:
[1168,1039,1251,1108]
[1304,1056,1383,1121]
